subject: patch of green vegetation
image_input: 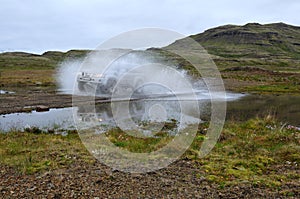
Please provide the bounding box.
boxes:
[105,120,177,153]
[190,116,300,187]
[221,68,300,93]
[106,128,170,153]
[1,116,299,191]
[0,69,56,88]
[0,130,94,174]
[243,84,300,93]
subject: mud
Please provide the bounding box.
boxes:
[0,91,73,115]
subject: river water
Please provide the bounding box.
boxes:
[1,93,299,132]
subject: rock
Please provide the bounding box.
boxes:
[23,106,36,112]
[26,186,37,191]
[36,105,50,112]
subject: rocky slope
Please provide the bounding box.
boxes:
[170,22,300,71]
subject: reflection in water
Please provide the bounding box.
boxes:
[227,94,300,126]
[75,99,209,136]
[74,90,243,135]
[0,108,75,132]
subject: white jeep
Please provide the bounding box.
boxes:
[77,71,144,96]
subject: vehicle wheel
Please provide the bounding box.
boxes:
[105,78,117,94]
[134,79,144,95]
[78,82,85,92]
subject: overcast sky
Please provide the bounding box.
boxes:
[1,0,299,54]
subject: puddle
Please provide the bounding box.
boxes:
[3,93,299,133]
[1,91,241,132]
[73,91,243,133]
[0,108,76,132]
[226,94,300,126]
[75,99,209,134]
[0,90,15,94]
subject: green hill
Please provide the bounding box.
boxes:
[182,22,300,71]
[0,50,90,70]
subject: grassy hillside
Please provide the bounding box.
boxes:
[168,23,300,72]
[0,50,90,70]
[193,23,300,71]
[0,50,90,88]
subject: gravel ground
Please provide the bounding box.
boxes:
[1,159,298,198]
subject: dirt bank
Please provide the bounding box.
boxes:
[0,91,72,115]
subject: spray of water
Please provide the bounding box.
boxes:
[56,50,244,100]
[56,59,83,93]
[55,50,188,96]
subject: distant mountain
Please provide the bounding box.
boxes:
[168,22,300,71]
[0,50,90,69]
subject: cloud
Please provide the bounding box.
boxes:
[0,0,299,53]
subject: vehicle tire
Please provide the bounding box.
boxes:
[134,79,144,95]
[105,78,117,94]
[78,82,85,92]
